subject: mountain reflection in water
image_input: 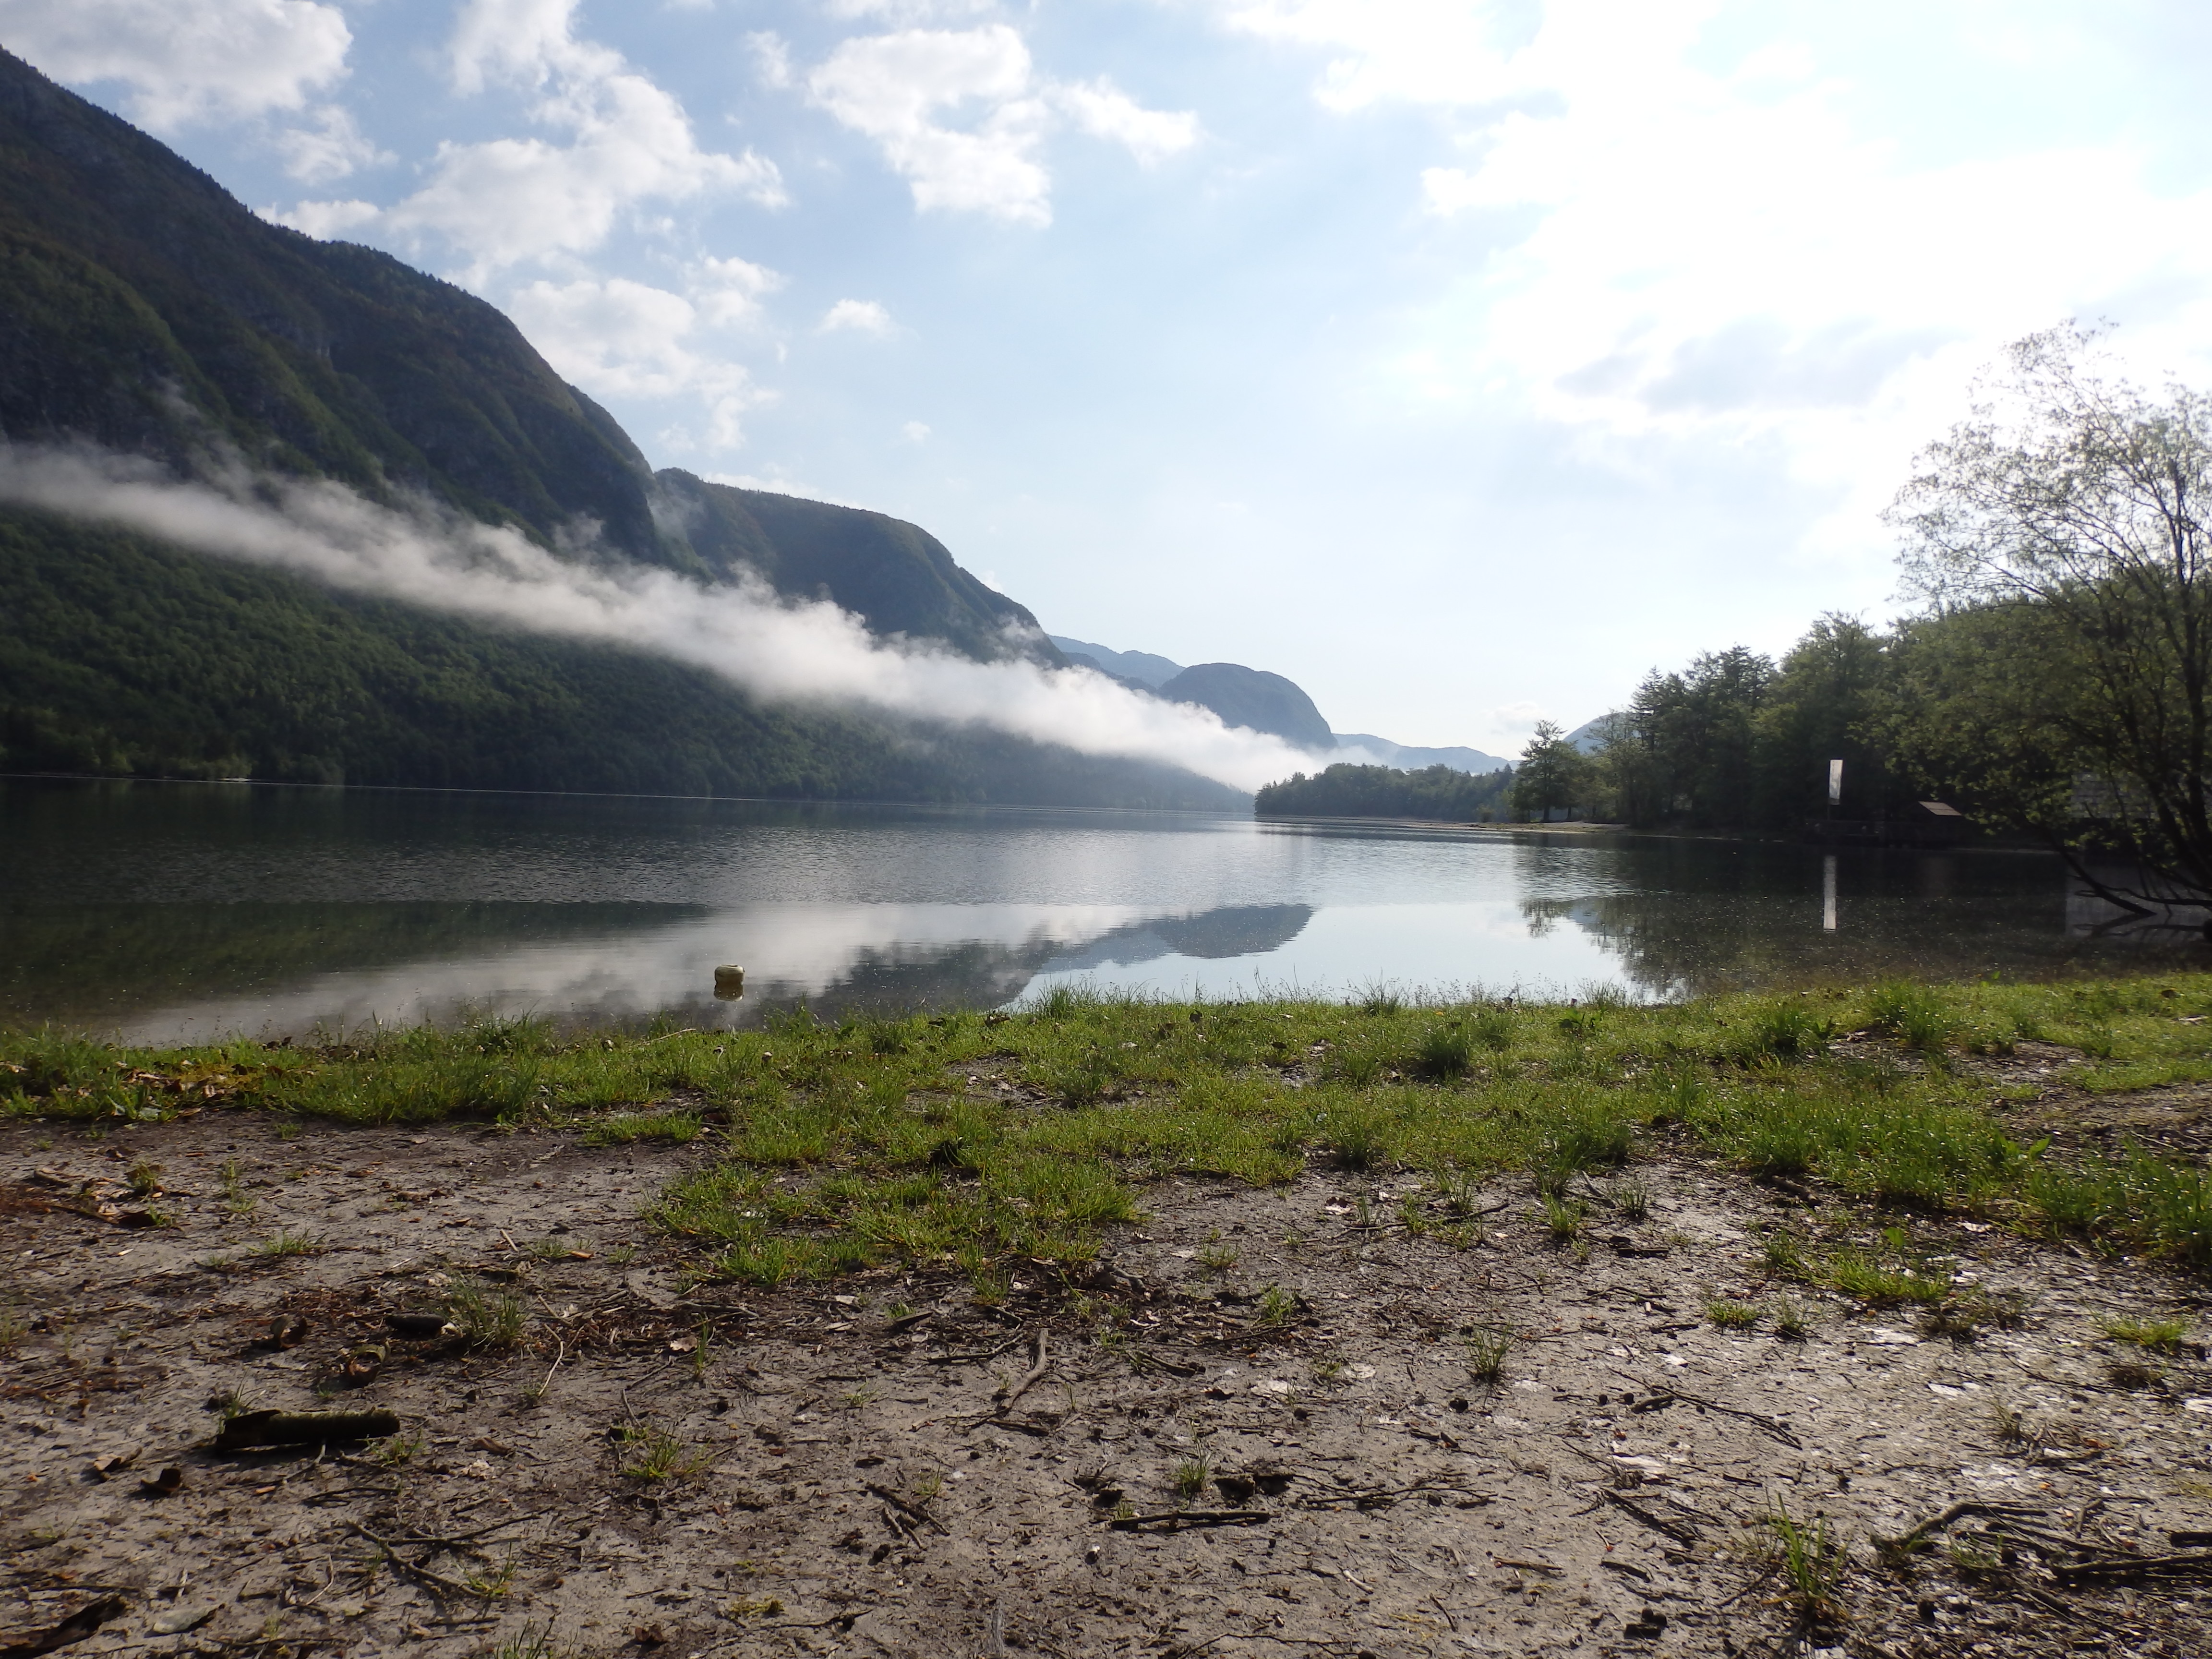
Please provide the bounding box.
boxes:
[0,900,1318,1042]
[4,778,2203,1043]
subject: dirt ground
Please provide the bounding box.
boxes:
[7,1080,2212,1659]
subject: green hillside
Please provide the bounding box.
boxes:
[0,49,1222,805]
[1160,662,1334,750]
[0,506,1238,807]
[0,47,1060,666]
[655,471,1052,664]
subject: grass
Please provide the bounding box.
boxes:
[489,1626,568,1659]
[617,1423,713,1482]
[581,1110,702,1147]
[1763,1498,1849,1620]
[1705,1299,1761,1330]
[1465,1324,1514,1384]
[246,1229,325,1260]
[445,1283,527,1349]
[1173,1454,1211,1499]
[2103,1314,2189,1351]
[11,974,2212,1285]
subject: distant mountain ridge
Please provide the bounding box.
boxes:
[1048,635,1181,688]
[1334,734,1510,775]
[1049,633,1509,772]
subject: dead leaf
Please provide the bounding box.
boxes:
[88,1450,139,1481]
[138,1467,184,1497]
[632,1623,668,1647]
[666,1336,696,1354]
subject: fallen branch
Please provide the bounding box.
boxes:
[1107,1509,1270,1531]
[970,1415,1056,1438]
[1873,1500,2042,1559]
[214,1408,401,1451]
[1292,1479,1482,1512]
[866,1483,949,1536]
[2054,1552,2212,1584]
[1599,1488,1699,1547]
[345,1524,477,1601]
[995,1332,1049,1408]
[0,1595,129,1659]
[1626,1388,1801,1448]
[927,1332,1029,1365]
[376,1508,556,1550]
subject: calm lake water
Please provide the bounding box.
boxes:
[2,778,2202,1042]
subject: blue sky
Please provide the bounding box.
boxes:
[9,0,2212,751]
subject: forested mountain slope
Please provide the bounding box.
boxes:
[0,46,1058,664]
[0,50,1217,804]
[0,505,1234,805]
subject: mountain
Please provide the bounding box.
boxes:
[1566,715,1619,754]
[1047,635,1182,688]
[0,50,1248,807]
[1331,734,1510,775]
[0,502,1238,805]
[660,471,1059,665]
[1048,632,1509,769]
[1159,662,1334,752]
[0,46,1059,669]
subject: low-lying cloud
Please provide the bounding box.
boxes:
[0,445,1331,793]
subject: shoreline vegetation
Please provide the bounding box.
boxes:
[11,972,2211,1285]
[14,972,2212,1652]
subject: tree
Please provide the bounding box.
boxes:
[1511,720,1590,819]
[1886,325,2212,909]
[1623,646,1774,827]
[1755,614,1904,823]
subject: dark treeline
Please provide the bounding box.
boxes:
[1513,615,1925,831]
[0,508,1241,810]
[1254,762,1515,821]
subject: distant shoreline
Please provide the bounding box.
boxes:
[1253,812,2060,854]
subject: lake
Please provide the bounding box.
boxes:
[2,777,2200,1043]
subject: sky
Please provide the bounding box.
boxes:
[8,0,2212,752]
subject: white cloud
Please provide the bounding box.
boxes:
[825,0,998,20]
[381,0,785,275]
[805,26,1198,225]
[505,261,781,452]
[691,256,781,327]
[0,0,351,129]
[808,27,1048,222]
[821,299,896,336]
[1218,0,1521,112]
[900,420,932,443]
[265,197,381,238]
[0,444,1314,791]
[1223,0,2212,565]
[275,104,391,184]
[1054,79,1202,167]
[748,31,794,90]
